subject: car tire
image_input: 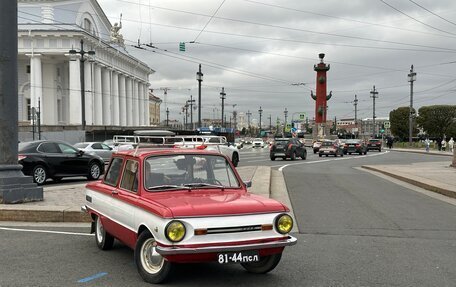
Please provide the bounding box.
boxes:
[364,151,367,155]
[341,152,344,157]
[32,165,47,185]
[319,154,322,157]
[379,149,382,152]
[87,161,102,180]
[270,155,276,161]
[301,151,306,160]
[135,230,172,284]
[241,253,282,274]
[232,153,239,167]
[95,215,114,250]
[282,157,286,160]
[349,152,352,155]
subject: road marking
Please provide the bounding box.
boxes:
[278,151,389,171]
[242,159,272,163]
[0,226,93,236]
[77,272,108,283]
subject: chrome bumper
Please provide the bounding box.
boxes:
[81,205,88,213]
[156,236,297,255]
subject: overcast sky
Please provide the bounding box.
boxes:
[98,0,456,123]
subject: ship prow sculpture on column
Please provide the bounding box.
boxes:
[311,53,332,139]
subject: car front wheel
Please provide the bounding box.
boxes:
[87,162,101,180]
[135,230,172,284]
[95,216,114,250]
[270,155,276,161]
[241,253,282,274]
[32,165,47,185]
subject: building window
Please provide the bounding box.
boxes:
[26,99,31,120]
[83,18,92,34]
[26,65,31,74]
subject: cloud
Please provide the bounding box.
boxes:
[99,0,456,122]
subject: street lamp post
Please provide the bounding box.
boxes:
[166,108,169,127]
[258,106,263,133]
[220,87,226,128]
[284,108,288,134]
[69,39,95,130]
[187,95,195,130]
[196,64,203,129]
[246,110,252,136]
[408,65,416,146]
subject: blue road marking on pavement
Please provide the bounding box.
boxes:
[77,272,108,283]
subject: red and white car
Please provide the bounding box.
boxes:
[83,148,296,284]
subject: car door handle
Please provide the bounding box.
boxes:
[111,190,119,195]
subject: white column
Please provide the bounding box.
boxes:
[93,63,103,125]
[126,77,133,126]
[102,67,111,125]
[133,80,139,126]
[138,82,144,126]
[84,61,93,126]
[112,72,120,126]
[27,54,43,123]
[68,57,81,125]
[144,85,150,126]
[119,74,127,126]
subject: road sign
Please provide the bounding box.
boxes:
[380,129,385,134]
[299,113,305,120]
[285,123,292,132]
[179,42,186,52]
[384,121,390,128]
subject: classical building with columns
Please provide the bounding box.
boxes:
[17,0,154,142]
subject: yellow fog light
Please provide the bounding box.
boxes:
[165,221,186,242]
[275,214,293,234]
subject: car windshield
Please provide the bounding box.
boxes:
[253,138,262,141]
[74,143,89,148]
[144,154,240,191]
[369,139,380,142]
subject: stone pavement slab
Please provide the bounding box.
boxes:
[362,161,456,199]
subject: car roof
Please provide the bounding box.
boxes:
[113,148,223,159]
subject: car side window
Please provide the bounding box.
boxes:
[209,137,220,143]
[104,157,124,187]
[92,143,103,150]
[120,160,139,193]
[58,143,78,154]
[38,142,61,153]
[101,144,111,150]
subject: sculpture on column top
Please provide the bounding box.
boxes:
[110,14,125,47]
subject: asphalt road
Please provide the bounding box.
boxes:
[1,148,455,286]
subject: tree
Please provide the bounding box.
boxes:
[416,105,456,138]
[389,106,417,141]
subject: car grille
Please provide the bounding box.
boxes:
[206,225,262,234]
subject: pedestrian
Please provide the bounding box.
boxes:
[441,138,447,152]
[449,137,454,153]
[437,137,442,151]
[424,138,430,152]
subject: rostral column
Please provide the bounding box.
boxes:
[311,53,332,138]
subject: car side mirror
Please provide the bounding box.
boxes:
[78,150,84,156]
[109,147,113,151]
[244,180,252,188]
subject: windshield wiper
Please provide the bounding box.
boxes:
[183,183,225,189]
[147,185,191,190]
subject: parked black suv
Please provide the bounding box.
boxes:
[270,138,307,161]
[18,140,105,185]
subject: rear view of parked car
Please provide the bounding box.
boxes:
[18,140,105,185]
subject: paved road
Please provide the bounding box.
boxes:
[1,149,455,286]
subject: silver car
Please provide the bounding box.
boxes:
[74,142,113,163]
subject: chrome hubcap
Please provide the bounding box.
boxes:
[90,164,100,178]
[96,217,104,243]
[141,238,164,274]
[34,167,46,184]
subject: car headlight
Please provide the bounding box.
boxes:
[275,214,293,234]
[165,220,186,242]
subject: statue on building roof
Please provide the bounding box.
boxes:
[110,14,125,46]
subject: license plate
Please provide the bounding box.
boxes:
[324,150,330,153]
[218,251,260,264]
